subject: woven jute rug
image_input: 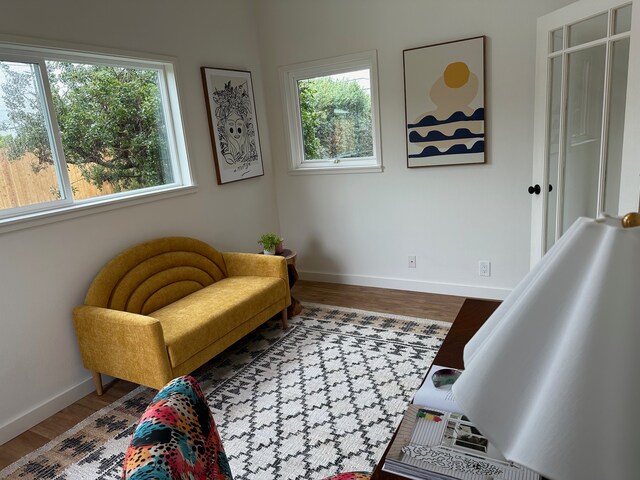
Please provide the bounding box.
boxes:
[0,303,450,480]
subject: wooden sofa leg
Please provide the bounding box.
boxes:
[281,308,288,330]
[92,371,104,396]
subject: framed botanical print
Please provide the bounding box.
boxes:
[201,67,264,184]
[404,36,486,167]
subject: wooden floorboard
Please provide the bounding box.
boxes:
[30,404,96,440]
[294,280,464,322]
[0,281,465,469]
[0,431,48,470]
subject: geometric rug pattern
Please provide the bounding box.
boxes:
[0,303,450,480]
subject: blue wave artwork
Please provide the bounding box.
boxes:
[408,128,484,143]
[407,108,484,129]
[409,140,485,159]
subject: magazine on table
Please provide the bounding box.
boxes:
[383,364,540,480]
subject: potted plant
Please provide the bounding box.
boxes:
[258,233,283,255]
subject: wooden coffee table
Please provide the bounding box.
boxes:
[371,298,501,479]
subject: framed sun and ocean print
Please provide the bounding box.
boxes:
[404,36,486,167]
[201,67,264,184]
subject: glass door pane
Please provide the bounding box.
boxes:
[562,45,606,234]
[551,29,564,52]
[614,4,632,34]
[568,13,608,47]
[604,38,630,214]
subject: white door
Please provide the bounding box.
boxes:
[530,0,638,264]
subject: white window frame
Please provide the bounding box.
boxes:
[0,39,193,230]
[280,50,383,174]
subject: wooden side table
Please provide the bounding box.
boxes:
[277,249,302,317]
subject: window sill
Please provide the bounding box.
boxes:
[0,184,198,235]
[288,164,383,175]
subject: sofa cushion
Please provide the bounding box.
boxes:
[151,276,286,368]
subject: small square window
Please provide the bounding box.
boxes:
[280,51,382,174]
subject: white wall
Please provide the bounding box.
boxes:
[257,0,573,299]
[0,0,279,443]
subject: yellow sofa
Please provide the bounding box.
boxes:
[73,236,291,394]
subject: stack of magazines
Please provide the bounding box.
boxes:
[382,366,540,480]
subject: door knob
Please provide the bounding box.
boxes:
[528,184,553,195]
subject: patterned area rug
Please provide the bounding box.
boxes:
[0,303,450,480]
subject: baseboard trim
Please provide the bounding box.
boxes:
[0,373,113,446]
[298,270,511,300]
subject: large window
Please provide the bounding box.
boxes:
[0,44,191,224]
[280,51,382,173]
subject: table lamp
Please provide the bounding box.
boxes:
[452,213,640,480]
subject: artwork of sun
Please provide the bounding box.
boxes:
[404,36,485,167]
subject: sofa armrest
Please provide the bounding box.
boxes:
[73,306,173,390]
[223,252,291,306]
[223,252,288,280]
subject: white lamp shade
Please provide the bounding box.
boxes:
[452,216,640,480]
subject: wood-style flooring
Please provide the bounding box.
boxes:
[0,281,465,469]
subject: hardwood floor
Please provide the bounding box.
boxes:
[294,280,464,322]
[0,281,465,470]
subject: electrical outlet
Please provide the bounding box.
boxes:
[479,261,491,277]
[408,256,416,268]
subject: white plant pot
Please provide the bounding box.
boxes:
[263,248,276,255]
